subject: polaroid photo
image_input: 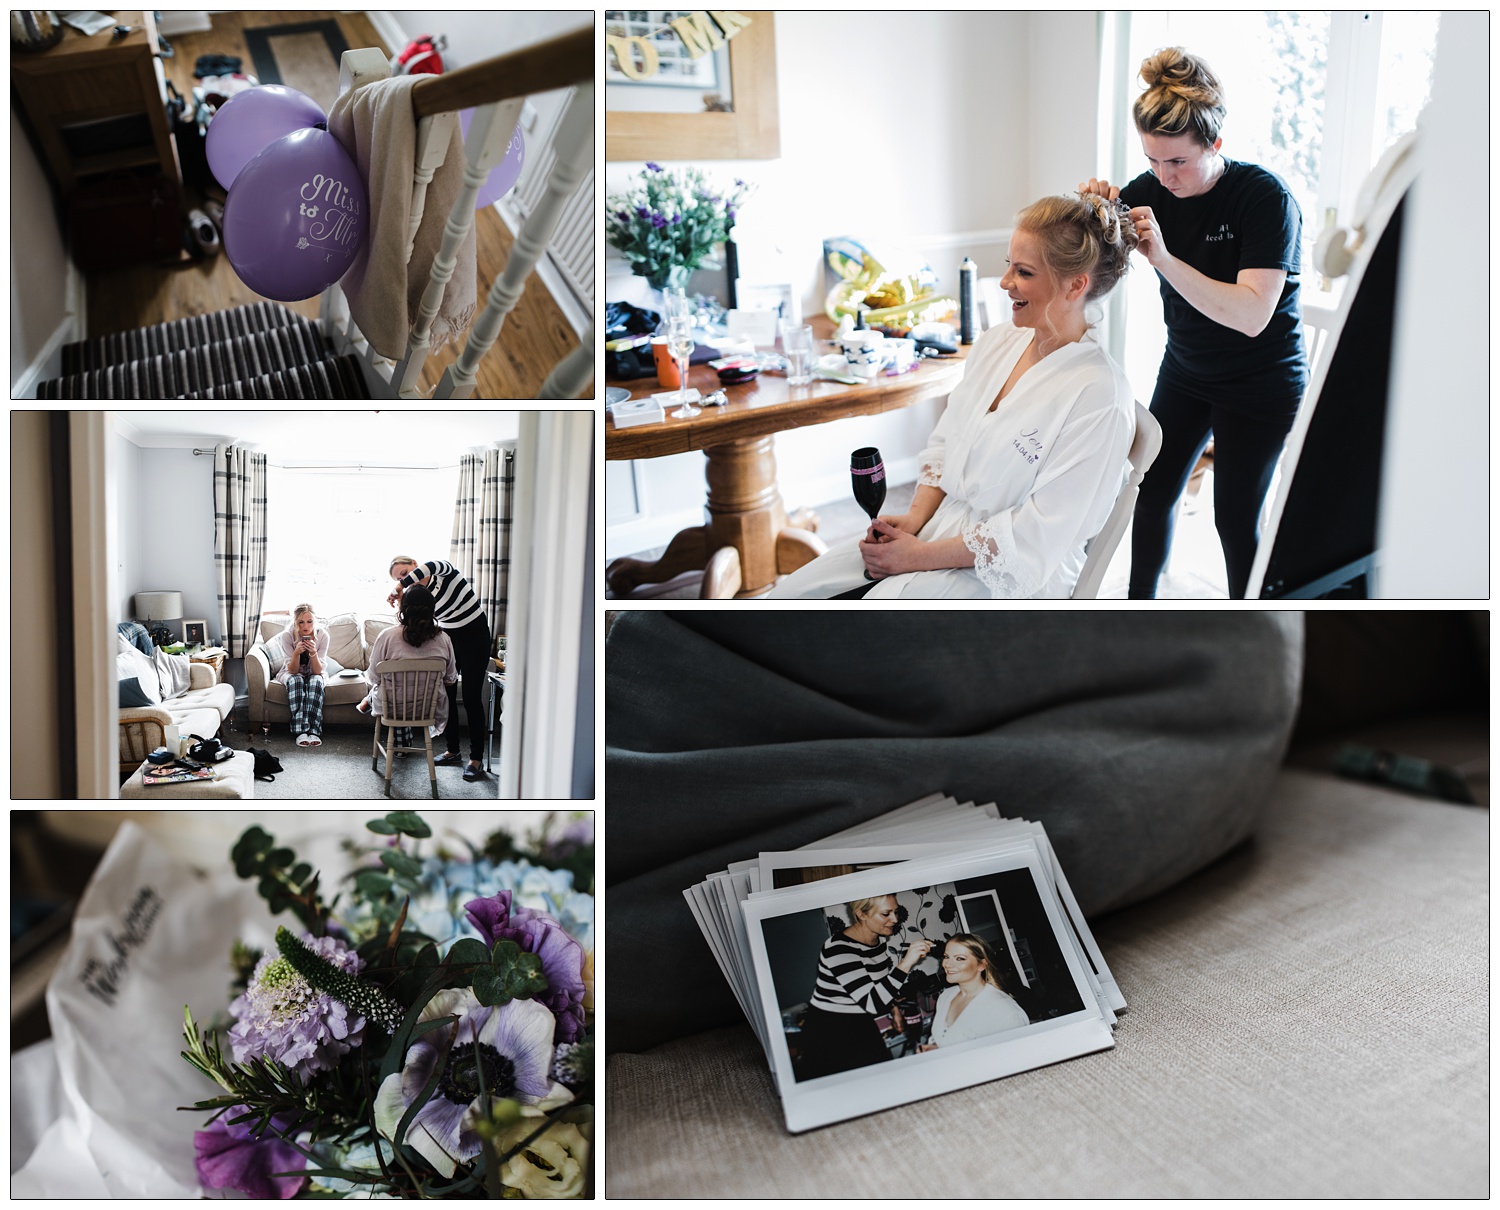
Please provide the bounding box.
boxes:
[743,840,1115,1133]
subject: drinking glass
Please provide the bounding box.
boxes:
[850,446,887,580]
[782,322,815,385]
[668,318,699,418]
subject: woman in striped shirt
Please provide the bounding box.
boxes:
[388,556,492,781]
[799,894,934,1080]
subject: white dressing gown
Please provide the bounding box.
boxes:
[770,322,1135,599]
[928,983,1031,1047]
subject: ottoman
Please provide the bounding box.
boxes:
[119,751,255,800]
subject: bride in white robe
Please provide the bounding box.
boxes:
[770,193,1139,600]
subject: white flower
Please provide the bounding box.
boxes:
[495,1117,590,1199]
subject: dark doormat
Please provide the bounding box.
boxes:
[243,19,352,114]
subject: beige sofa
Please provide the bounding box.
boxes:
[118,662,235,774]
[245,612,394,732]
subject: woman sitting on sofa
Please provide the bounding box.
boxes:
[270,603,329,748]
[357,584,458,749]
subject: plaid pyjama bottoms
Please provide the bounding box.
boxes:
[286,674,325,737]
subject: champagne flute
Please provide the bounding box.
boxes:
[851,446,886,580]
[668,317,699,418]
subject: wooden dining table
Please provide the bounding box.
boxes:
[606,318,973,598]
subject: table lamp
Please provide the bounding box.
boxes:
[134,590,183,646]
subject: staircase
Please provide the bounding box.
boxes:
[37,301,370,398]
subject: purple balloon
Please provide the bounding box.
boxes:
[459,108,525,209]
[207,84,327,191]
[222,128,367,302]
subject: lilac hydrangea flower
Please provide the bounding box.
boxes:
[373,989,572,1179]
[194,1108,307,1200]
[465,893,587,1044]
[228,932,366,1078]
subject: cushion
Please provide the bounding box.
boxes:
[260,613,290,642]
[153,648,193,699]
[605,612,1305,1053]
[606,769,1488,1198]
[116,644,161,707]
[364,616,396,649]
[325,612,363,670]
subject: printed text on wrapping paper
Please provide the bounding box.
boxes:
[79,886,164,1006]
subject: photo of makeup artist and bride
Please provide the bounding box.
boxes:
[760,874,1088,1083]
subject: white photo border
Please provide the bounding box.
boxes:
[742,839,1114,1133]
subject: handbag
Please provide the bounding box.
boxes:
[248,746,283,781]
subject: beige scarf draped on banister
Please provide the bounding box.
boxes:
[327,75,476,360]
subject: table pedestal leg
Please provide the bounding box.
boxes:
[606,437,830,599]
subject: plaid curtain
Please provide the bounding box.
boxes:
[450,446,513,654]
[214,444,268,658]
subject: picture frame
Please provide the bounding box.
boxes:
[182,619,208,648]
[742,840,1115,1133]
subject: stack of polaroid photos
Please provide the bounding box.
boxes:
[684,793,1126,1132]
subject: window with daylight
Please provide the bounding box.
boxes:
[1114,10,1440,402]
[261,463,462,620]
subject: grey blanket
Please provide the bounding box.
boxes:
[153,648,193,700]
[606,612,1303,1052]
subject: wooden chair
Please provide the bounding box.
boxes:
[370,658,447,798]
[1071,401,1163,599]
[322,27,594,399]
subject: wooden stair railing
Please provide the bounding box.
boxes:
[321,27,593,400]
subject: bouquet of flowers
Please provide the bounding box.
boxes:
[179,811,593,1199]
[606,163,752,291]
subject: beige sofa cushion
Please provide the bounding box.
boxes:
[606,769,1488,1198]
[325,612,364,670]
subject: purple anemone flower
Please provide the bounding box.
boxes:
[465,893,587,1044]
[650,213,667,229]
[645,161,662,172]
[373,989,571,1179]
[194,1109,306,1200]
[227,932,366,1079]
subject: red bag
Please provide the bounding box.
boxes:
[392,34,446,76]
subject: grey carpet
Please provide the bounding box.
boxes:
[222,725,499,801]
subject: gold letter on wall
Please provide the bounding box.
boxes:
[707,10,753,39]
[607,33,659,80]
[668,11,726,59]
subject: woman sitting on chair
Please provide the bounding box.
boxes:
[271,603,329,747]
[770,193,1139,600]
[358,584,458,750]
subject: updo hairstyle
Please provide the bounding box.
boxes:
[1014,193,1140,303]
[1133,46,1226,147]
[846,896,889,927]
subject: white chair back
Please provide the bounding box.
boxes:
[1071,401,1163,599]
[373,658,447,725]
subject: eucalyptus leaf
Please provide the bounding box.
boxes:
[266,847,295,870]
[384,810,432,839]
[446,938,492,967]
[379,850,423,879]
[366,819,398,835]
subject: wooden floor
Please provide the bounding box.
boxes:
[84,10,588,399]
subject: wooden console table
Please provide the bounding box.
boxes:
[11,11,180,199]
[606,321,972,598]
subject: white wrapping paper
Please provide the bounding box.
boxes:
[11,823,270,1197]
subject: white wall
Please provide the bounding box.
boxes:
[606,11,1103,559]
[113,448,218,632]
[110,428,142,623]
[1376,11,1487,597]
[10,109,72,392]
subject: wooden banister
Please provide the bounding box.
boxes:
[410,26,592,119]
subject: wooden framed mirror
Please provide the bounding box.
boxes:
[605,11,779,161]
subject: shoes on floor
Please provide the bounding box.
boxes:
[307,734,322,747]
[463,762,488,782]
[186,207,221,258]
[434,752,464,766]
[296,733,312,746]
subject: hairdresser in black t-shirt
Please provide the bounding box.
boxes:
[1082,47,1308,599]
